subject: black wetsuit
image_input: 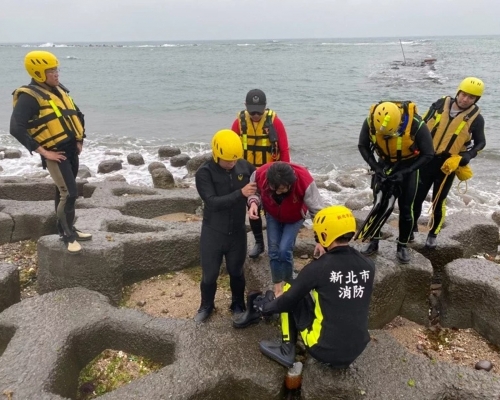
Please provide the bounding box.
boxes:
[358,117,434,244]
[195,159,256,310]
[263,245,375,367]
[413,98,486,235]
[10,81,85,242]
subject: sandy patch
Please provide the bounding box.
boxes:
[152,213,202,223]
[385,316,500,374]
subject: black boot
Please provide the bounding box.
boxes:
[259,312,297,368]
[249,241,265,258]
[249,217,265,259]
[194,282,216,323]
[233,290,263,328]
[361,239,379,256]
[425,234,438,249]
[396,243,411,264]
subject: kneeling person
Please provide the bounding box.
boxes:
[252,206,375,368]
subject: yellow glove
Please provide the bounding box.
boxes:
[440,155,462,175]
[456,165,473,181]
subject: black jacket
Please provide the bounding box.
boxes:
[195,159,256,235]
[263,245,375,367]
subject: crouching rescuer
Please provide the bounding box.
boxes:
[236,206,375,368]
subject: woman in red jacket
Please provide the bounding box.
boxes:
[248,162,324,296]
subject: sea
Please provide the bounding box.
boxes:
[0,36,499,218]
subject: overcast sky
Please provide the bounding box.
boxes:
[1,0,498,43]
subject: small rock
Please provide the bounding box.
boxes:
[148,161,167,174]
[475,360,493,372]
[127,153,145,166]
[158,146,181,158]
[175,292,183,298]
[136,300,146,307]
[162,309,169,314]
[152,168,175,189]
[104,150,123,156]
[105,174,127,182]
[161,291,166,296]
[98,159,123,174]
[177,282,181,286]
[300,254,309,259]
[416,344,424,351]
[170,154,191,167]
[4,149,22,159]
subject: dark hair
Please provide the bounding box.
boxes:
[334,232,355,244]
[266,162,296,189]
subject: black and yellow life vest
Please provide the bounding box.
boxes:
[238,109,279,167]
[12,84,84,150]
[423,96,480,156]
[368,101,421,163]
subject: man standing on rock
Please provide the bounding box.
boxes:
[357,101,433,264]
[9,51,92,254]
[412,77,486,249]
[194,129,257,323]
[231,89,291,259]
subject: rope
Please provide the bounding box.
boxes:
[426,174,449,230]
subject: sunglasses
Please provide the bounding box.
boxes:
[249,111,264,116]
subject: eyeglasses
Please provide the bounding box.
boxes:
[45,68,59,75]
[249,111,263,116]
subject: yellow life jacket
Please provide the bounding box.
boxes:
[368,101,421,163]
[12,84,84,150]
[238,109,279,167]
[423,96,480,155]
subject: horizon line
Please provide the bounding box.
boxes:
[1,33,499,45]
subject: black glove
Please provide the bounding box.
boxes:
[459,152,472,166]
[253,290,275,315]
[387,168,412,184]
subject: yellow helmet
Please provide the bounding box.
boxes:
[457,77,484,98]
[24,51,59,83]
[371,102,402,136]
[313,205,356,248]
[211,129,243,162]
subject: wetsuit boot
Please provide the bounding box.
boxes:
[233,290,263,328]
[396,243,411,264]
[194,282,216,323]
[425,234,438,249]
[361,239,379,256]
[259,311,297,368]
[249,217,265,258]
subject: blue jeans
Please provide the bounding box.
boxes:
[265,214,304,283]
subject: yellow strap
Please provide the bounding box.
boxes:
[242,134,248,150]
[396,137,402,151]
[454,121,466,135]
[48,100,62,118]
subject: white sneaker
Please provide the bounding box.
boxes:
[74,229,92,241]
[67,240,82,254]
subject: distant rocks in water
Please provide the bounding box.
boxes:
[98,159,123,174]
[4,149,22,159]
[186,153,212,175]
[152,168,174,189]
[148,161,167,174]
[0,146,7,152]
[105,174,127,182]
[127,153,145,166]
[475,360,493,372]
[104,150,123,156]
[492,211,500,226]
[335,174,365,189]
[158,146,181,158]
[0,165,3,172]
[78,165,92,179]
[345,191,373,210]
[170,154,191,167]
[0,153,4,161]
[390,58,437,69]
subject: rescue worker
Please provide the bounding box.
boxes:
[194,129,257,323]
[413,77,486,249]
[246,162,324,297]
[245,206,375,368]
[358,101,434,263]
[231,89,290,259]
[10,51,91,254]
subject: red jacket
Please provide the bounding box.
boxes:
[253,163,321,223]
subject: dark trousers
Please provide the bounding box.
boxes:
[45,151,79,242]
[413,156,455,235]
[371,170,419,245]
[199,225,247,309]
